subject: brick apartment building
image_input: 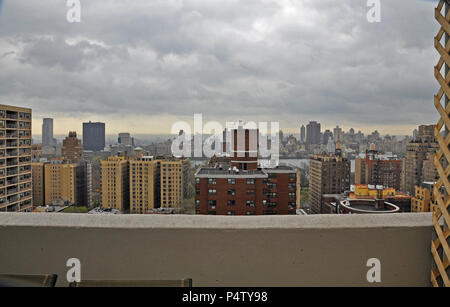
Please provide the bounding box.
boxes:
[62,131,83,163]
[402,125,439,195]
[195,125,300,215]
[100,154,189,213]
[355,149,403,191]
[309,149,351,214]
[30,159,91,208]
[411,182,437,213]
[101,156,130,212]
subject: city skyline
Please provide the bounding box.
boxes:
[0,0,440,136]
[29,114,429,139]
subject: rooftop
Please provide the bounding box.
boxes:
[195,165,297,178]
[196,167,267,178]
[340,199,400,214]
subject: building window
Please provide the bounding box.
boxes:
[208,178,216,185]
[208,200,217,208]
[246,200,255,207]
[227,200,236,206]
[208,189,217,195]
[227,211,235,216]
[195,200,200,206]
[289,192,296,199]
[247,178,255,185]
[227,178,235,185]
[227,189,235,196]
[195,178,200,184]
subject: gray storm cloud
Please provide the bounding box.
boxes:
[0,0,441,134]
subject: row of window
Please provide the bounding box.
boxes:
[200,188,296,197]
[0,111,31,119]
[197,177,296,185]
[197,178,257,185]
[196,200,296,208]
[201,211,293,216]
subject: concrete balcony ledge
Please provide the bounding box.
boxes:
[0,213,433,287]
[0,212,433,230]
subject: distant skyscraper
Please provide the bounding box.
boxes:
[333,126,343,142]
[323,129,333,145]
[42,118,56,147]
[62,131,83,163]
[300,125,306,143]
[326,138,336,153]
[306,121,321,145]
[118,132,134,146]
[83,121,105,152]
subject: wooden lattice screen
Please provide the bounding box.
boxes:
[433,0,450,287]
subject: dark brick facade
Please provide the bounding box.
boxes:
[195,168,298,215]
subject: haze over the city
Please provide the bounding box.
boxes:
[0,0,440,136]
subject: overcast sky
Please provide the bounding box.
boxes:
[0,0,441,136]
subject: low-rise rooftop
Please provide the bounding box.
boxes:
[195,165,297,178]
[340,199,400,214]
[195,167,267,178]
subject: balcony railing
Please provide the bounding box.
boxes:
[7,169,18,176]
[6,179,18,185]
[6,195,18,203]
[7,187,18,194]
[6,133,18,139]
[0,213,433,287]
[5,114,18,120]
